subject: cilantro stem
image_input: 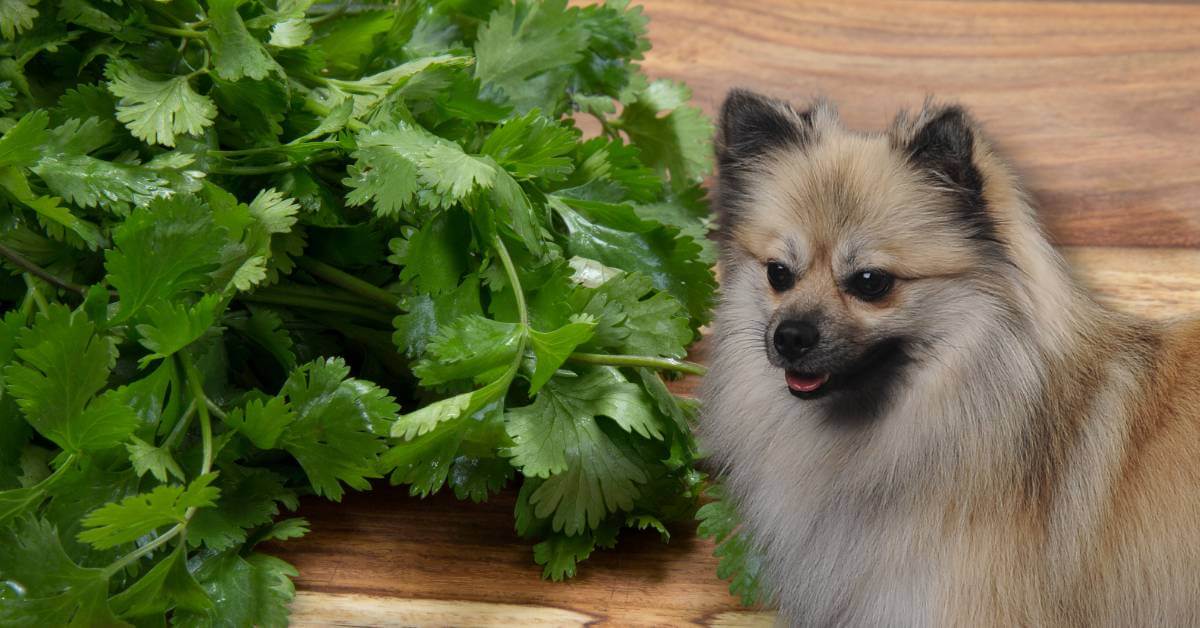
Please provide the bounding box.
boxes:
[492,234,528,328]
[0,243,87,294]
[491,233,530,385]
[23,275,50,314]
[295,257,399,310]
[102,522,185,578]
[29,453,77,492]
[307,0,350,25]
[178,353,213,476]
[566,352,708,376]
[208,142,341,157]
[100,356,214,581]
[302,97,366,133]
[17,284,34,321]
[207,152,340,175]
[162,400,197,450]
[237,289,394,324]
[204,398,229,422]
[147,24,205,39]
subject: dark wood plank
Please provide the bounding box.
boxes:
[636,0,1200,247]
[266,485,768,626]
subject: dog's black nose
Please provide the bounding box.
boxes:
[774,320,819,359]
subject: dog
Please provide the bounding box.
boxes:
[699,89,1200,626]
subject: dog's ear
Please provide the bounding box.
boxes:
[716,89,813,168]
[715,90,814,233]
[905,106,983,197]
[903,105,994,241]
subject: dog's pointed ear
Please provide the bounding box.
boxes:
[901,105,994,240]
[717,89,812,168]
[904,106,985,203]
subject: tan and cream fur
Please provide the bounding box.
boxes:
[700,90,1200,626]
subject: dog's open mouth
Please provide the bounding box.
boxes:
[785,371,831,398]
[781,339,910,402]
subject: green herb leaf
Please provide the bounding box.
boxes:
[78,473,220,549]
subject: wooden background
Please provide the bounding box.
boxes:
[275,1,1200,625]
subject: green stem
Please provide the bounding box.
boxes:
[23,275,49,314]
[491,234,530,380]
[147,23,205,39]
[162,400,197,450]
[492,235,528,328]
[17,284,34,320]
[207,155,334,176]
[204,398,228,422]
[102,522,185,578]
[567,352,708,376]
[102,355,216,579]
[0,243,87,294]
[208,142,341,158]
[303,97,366,133]
[296,258,399,310]
[307,0,350,25]
[254,282,369,305]
[33,453,77,492]
[237,289,394,324]
[178,354,213,476]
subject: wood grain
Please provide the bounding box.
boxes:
[282,2,1200,625]
[637,0,1200,248]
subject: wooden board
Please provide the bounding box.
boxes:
[278,2,1200,625]
[638,0,1200,248]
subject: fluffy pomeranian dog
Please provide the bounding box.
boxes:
[700,89,1200,626]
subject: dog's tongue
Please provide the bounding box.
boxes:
[786,371,830,393]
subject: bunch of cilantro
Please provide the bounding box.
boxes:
[0,0,756,623]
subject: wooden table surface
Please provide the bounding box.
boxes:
[276,2,1200,625]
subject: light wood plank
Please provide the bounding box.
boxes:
[289,592,776,627]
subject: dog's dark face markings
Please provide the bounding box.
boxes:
[715,90,1001,421]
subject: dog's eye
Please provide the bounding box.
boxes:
[848,270,894,301]
[766,261,794,292]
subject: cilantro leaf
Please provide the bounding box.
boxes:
[188,465,297,551]
[207,0,282,81]
[274,358,397,500]
[104,196,228,324]
[576,271,692,358]
[173,550,298,628]
[393,207,471,295]
[413,314,522,387]
[481,109,578,182]
[105,60,217,147]
[135,294,223,366]
[0,0,37,40]
[107,544,213,618]
[696,484,771,607]
[5,305,137,454]
[78,472,220,549]
[617,79,714,190]
[505,367,658,534]
[0,110,48,169]
[533,525,616,581]
[474,0,588,114]
[345,122,497,216]
[527,317,596,394]
[126,436,185,483]
[0,516,124,626]
[552,196,715,326]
